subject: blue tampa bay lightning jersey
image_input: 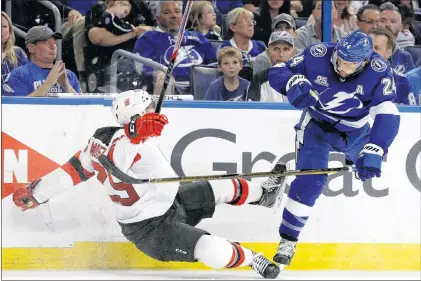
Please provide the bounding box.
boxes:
[269,43,399,134]
[2,61,81,96]
[133,28,216,92]
[221,39,266,65]
[391,48,415,74]
[393,70,418,105]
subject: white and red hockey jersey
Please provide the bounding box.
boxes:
[32,127,179,224]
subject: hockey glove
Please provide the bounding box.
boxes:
[286,75,319,109]
[356,143,383,181]
[125,113,169,144]
[13,179,44,211]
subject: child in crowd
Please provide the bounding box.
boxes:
[99,0,145,36]
[204,46,249,101]
[189,1,222,41]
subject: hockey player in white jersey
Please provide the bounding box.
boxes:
[12,89,286,279]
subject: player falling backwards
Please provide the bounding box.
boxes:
[268,30,400,267]
[12,89,287,279]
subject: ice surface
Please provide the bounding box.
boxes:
[2,270,420,280]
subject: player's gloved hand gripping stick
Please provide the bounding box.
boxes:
[125,113,169,144]
[355,143,383,181]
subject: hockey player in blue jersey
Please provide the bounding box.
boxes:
[266,30,400,267]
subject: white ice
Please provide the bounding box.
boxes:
[2,270,420,280]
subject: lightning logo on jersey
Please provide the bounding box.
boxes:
[320,90,363,115]
[164,45,204,67]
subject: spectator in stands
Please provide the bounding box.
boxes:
[356,4,380,34]
[378,2,415,73]
[245,31,296,102]
[406,67,421,102]
[2,26,81,96]
[271,13,299,50]
[307,0,358,33]
[243,0,303,17]
[86,0,151,57]
[290,1,303,18]
[182,0,222,27]
[396,3,417,48]
[369,28,418,105]
[204,46,249,101]
[188,1,222,41]
[133,1,216,95]
[183,0,243,26]
[84,0,151,91]
[100,0,144,35]
[1,0,87,75]
[1,12,28,85]
[294,1,345,51]
[404,5,421,45]
[61,0,96,83]
[333,1,358,33]
[253,0,291,45]
[221,7,266,66]
[252,31,296,75]
[272,13,296,35]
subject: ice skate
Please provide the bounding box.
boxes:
[250,252,280,279]
[251,160,288,208]
[273,237,297,266]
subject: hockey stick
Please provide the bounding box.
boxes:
[97,153,353,184]
[100,1,195,180]
[155,0,194,113]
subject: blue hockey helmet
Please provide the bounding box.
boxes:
[335,30,373,63]
[331,30,373,79]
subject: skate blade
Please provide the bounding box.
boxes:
[273,192,285,209]
[279,264,286,271]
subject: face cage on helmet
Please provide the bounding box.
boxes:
[129,96,157,121]
[331,49,367,79]
[145,96,158,113]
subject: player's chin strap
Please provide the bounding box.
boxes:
[97,154,355,184]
